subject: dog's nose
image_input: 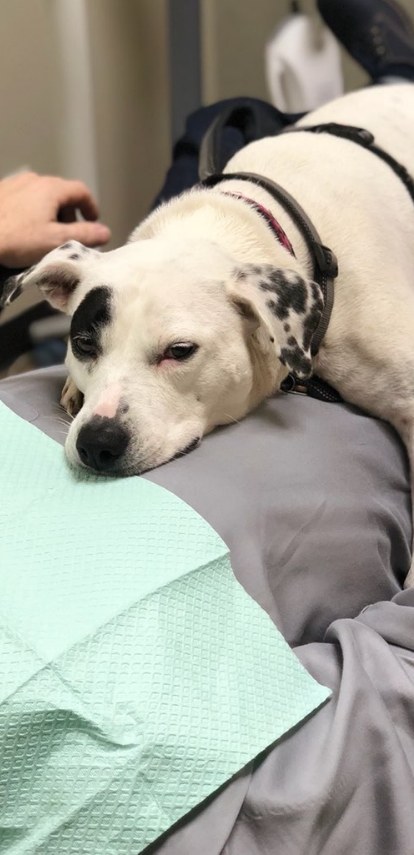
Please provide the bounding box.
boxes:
[76,417,130,472]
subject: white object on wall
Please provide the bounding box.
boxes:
[52,0,99,198]
[265,11,343,113]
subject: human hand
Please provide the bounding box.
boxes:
[0,171,111,267]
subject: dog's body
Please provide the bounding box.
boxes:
[14,83,414,583]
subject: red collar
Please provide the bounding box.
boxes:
[223,191,296,257]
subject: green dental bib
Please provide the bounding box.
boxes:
[0,402,330,853]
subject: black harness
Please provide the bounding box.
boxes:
[199,110,414,403]
[290,122,414,204]
[201,171,338,360]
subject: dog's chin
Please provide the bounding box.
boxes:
[65,452,132,479]
[65,437,201,478]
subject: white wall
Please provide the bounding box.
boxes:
[0,0,63,177]
[1,0,413,268]
[1,0,413,254]
[0,0,171,251]
[0,0,172,326]
[86,0,171,245]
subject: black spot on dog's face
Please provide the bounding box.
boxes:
[266,298,279,317]
[60,241,90,256]
[70,286,112,363]
[303,306,322,351]
[266,292,289,320]
[280,341,312,377]
[302,284,324,350]
[260,269,307,318]
[231,264,323,381]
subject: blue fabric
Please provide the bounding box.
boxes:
[152,97,303,207]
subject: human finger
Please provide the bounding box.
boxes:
[57,205,77,223]
[47,177,100,221]
[50,219,111,248]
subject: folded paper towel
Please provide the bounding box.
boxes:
[0,401,330,853]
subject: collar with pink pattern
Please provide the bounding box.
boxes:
[223,191,296,257]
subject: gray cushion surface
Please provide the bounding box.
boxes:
[1,367,410,644]
[1,366,414,855]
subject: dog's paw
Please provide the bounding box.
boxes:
[60,376,84,417]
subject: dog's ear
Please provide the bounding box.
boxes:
[24,261,81,312]
[226,276,276,357]
[0,241,94,314]
[227,264,324,380]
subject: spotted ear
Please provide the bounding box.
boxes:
[0,241,93,314]
[229,264,324,379]
[226,275,277,358]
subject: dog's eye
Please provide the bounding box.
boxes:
[163,343,198,361]
[72,334,97,358]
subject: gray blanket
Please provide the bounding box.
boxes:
[2,366,414,855]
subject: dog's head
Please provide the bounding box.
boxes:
[17,239,323,475]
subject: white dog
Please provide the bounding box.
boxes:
[10,83,414,577]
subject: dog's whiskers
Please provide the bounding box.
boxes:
[51,402,75,422]
[42,413,71,428]
[223,413,241,426]
[55,416,72,431]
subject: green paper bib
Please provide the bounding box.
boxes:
[0,402,330,853]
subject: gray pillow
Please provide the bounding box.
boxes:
[0,366,410,645]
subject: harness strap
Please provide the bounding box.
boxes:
[223,191,297,257]
[198,106,343,403]
[280,120,414,403]
[199,114,414,406]
[285,122,414,204]
[201,172,338,362]
[198,103,303,181]
[281,373,343,402]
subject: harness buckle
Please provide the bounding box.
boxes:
[355,128,374,146]
[313,244,339,279]
[280,373,297,393]
[310,123,374,147]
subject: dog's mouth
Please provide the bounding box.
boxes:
[70,435,201,477]
[126,436,201,475]
[170,437,201,461]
